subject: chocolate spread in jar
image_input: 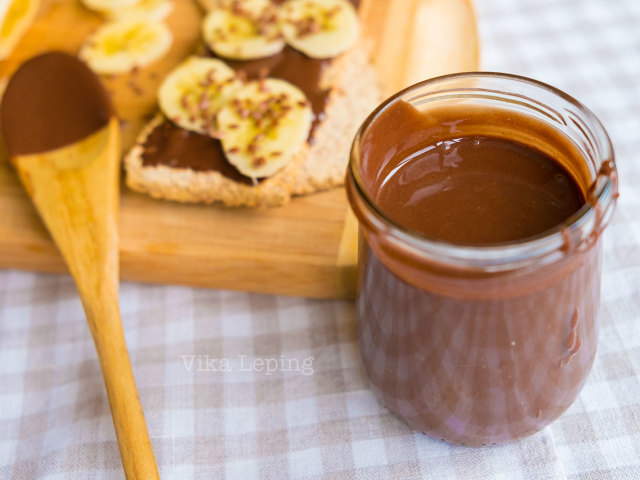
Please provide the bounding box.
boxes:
[375,133,585,244]
[142,0,360,176]
[350,99,602,446]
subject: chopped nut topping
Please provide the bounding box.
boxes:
[250,110,263,121]
[221,0,280,40]
[224,78,312,169]
[325,6,341,18]
[128,79,143,96]
[289,16,322,38]
[230,0,244,16]
[198,96,210,111]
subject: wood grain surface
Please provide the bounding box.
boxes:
[0,0,479,299]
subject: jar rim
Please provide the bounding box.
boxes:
[348,72,617,271]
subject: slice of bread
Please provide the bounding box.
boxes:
[124,43,381,207]
[126,0,382,208]
[124,114,308,207]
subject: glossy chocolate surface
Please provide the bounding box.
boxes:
[360,100,587,246]
[142,120,254,185]
[1,52,113,156]
[367,102,585,245]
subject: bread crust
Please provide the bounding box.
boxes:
[291,45,382,195]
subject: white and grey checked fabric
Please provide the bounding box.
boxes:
[1,0,639,478]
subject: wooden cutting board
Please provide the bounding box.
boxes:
[0,0,478,299]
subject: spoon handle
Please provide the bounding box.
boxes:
[84,292,160,480]
[12,120,159,479]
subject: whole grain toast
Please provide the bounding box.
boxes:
[124,3,382,207]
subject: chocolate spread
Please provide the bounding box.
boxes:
[141,0,360,176]
[349,99,604,445]
[1,52,113,156]
[369,102,585,245]
[375,134,584,244]
[141,120,255,185]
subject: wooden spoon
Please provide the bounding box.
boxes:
[1,52,159,480]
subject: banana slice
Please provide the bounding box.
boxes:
[158,56,243,135]
[278,0,358,59]
[79,19,173,74]
[0,0,40,60]
[103,0,174,22]
[82,0,139,11]
[217,78,312,179]
[202,0,284,60]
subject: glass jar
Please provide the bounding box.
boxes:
[346,73,618,446]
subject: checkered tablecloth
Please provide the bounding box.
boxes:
[2,0,640,478]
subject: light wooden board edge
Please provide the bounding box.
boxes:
[0,169,355,298]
